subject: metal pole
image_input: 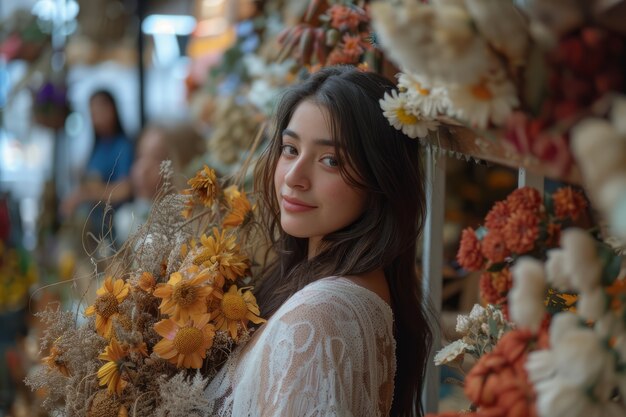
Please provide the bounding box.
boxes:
[421,145,446,414]
[518,167,544,193]
[137,0,146,128]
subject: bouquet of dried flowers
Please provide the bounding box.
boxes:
[26,164,265,416]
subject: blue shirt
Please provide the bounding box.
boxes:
[86,134,134,182]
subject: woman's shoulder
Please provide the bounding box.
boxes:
[271,276,393,330]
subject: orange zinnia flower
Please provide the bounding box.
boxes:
[85,277,130,338]
[552,186,587,220]
[485,201,511,232]
[210,285,266,341]
[503,210,539,254]
[480,269,512,305]
[464,329,538,417]
[97,338,129,395]
[457,228,485,271]
[153,270,213,324]
[480,231,510,264]
[153,315,215,369]
[506,186,542,213]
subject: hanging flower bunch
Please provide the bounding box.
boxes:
[26,165,265,416]
[277,0,373,70]
[456,185,587,314]
[371,0,626,174]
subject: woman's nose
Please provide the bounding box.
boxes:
[284,157,311,190]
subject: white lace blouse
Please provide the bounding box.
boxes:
[204,276,396,417]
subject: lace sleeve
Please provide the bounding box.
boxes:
[230,278,396,417]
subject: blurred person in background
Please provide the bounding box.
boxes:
[114,121,206,245]
[60,90,134,246]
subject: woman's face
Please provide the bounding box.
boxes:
[90,95,117,137]
[274,100,366,252]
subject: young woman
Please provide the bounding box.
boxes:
[60,90,134,218]
[206,66,433,417]
[60,90,134,250]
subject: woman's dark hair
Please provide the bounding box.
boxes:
[253,66,433,417]
[89,89,126,140]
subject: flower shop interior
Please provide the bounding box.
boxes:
[1,0,626,416]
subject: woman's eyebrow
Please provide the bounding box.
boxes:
[282,128,334,147]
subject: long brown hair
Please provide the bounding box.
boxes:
[253,66,433,417]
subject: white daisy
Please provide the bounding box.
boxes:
[447,68,519,129]
[397,72,450,117]
[379,89,439,139]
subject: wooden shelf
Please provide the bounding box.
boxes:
[423,125,583,185]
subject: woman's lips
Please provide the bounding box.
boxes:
[281,195,317,212]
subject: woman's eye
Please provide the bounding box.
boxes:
[280,144,298,156]
[321,156,339,168]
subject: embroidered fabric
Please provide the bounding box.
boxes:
[204,277,396,417]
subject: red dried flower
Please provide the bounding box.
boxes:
[485,201,511,232]
[503,210,539,254]
[481,231,510,264]
[552,187,587,220]
[506,187,542,214]
[457,228,485,271]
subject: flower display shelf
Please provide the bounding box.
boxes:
[423,124,583,185]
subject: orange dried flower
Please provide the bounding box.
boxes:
[480,269,512,305]
[606,277,626,310]
[506,187,542,213]
[552,187,587,219]
[480,272,501,305]
[328,4,366,31]
[327,49,355,65]
[137,272,156,293]
[42,344,70,377]
[464,330,538,417]
[185,165,220,208]
[457,228,485,271]
[503,210,539,254]
[485,201,510,232]
[341,34,365,60]
[481,231,510,264]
